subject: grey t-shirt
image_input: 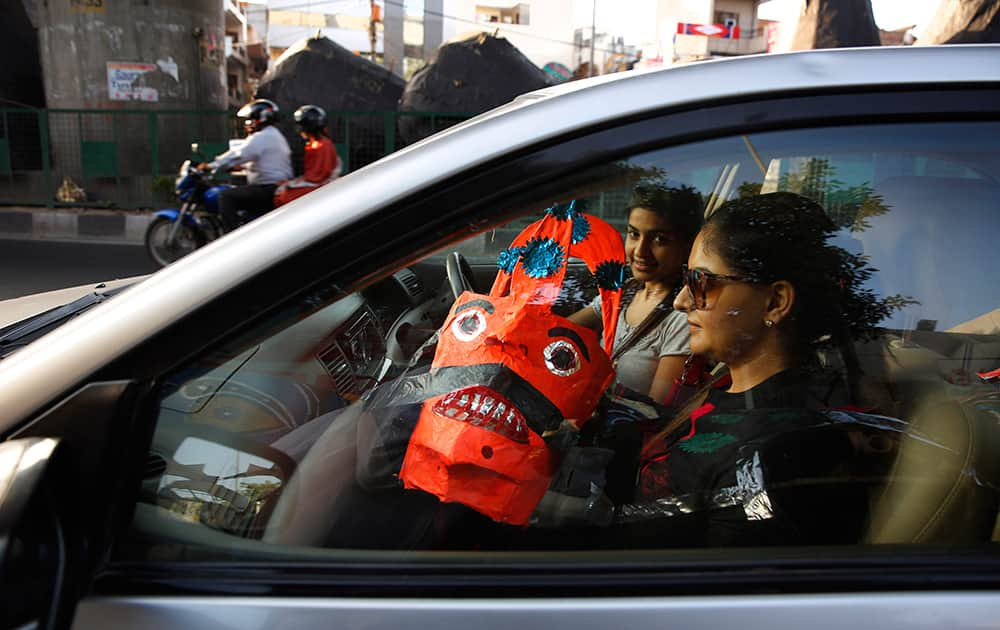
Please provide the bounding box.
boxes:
[591,294,691,396]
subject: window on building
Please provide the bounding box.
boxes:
[476,3,529,25]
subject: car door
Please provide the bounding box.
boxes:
[6,76,1000,628]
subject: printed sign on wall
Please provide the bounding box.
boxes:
[71,0,105,12]
[107,62,159,102]
[676,23,741,39]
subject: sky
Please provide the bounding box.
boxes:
[758,0,943,32]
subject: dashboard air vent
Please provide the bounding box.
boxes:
[318,342,356,394]
[394,269,424,304]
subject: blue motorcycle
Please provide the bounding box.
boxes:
[145,157,233,267]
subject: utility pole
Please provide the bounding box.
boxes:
[589,0,597,77]
[369,0,378,62]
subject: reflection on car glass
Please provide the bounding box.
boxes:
[137,121,1000,554]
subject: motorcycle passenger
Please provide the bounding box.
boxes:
[200,98,293,231]
[274,105,342,207]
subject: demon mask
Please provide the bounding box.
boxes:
[399,202,627,524]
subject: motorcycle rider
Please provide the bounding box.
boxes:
[199,98,293,231]
[274,105,341,207]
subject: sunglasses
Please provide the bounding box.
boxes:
[681,264,758,309]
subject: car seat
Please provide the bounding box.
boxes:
[863,397,1000,544]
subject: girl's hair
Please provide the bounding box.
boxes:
[628,183,703,244]
[700,192,893,353]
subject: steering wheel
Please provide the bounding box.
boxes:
[445,251,478,299]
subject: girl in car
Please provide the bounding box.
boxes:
[617,192,900,546]
[571,183,703,403]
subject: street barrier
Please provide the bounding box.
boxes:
[0,108,472,209]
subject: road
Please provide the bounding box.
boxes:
[0,239,158,301]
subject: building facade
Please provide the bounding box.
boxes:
[648,0,771,66]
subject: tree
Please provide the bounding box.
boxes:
[776,157,890,233]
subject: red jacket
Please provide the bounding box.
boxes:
[274,136,340,206]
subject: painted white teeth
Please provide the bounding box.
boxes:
[436,391,528,441]
[480,397,495,415]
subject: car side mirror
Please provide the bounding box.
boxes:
[0,438,75,629]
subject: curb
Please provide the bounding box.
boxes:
[0,207,150,245]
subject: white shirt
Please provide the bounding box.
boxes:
[210,126,293,185]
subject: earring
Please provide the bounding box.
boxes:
[764,319,774,327]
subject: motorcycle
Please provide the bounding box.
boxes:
[145,143,264,267]
[144,152,230,267]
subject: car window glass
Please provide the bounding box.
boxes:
[121,120,1000,559]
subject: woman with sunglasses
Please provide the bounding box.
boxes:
[614,192,897,546]
[670,191,875,400]
[571,183,702,403]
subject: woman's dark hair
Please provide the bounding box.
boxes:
[701,192,894,353]
[629,183,703,243]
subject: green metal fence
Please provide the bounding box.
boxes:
[0,108,472,209]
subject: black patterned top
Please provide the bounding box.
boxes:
[618,369,900,547]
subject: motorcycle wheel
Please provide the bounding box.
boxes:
[145,216,207,267]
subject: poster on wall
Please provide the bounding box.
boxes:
[107,62,159,102]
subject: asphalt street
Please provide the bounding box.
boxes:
[0,239,158,300]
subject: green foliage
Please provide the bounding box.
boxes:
[150,175,175,197]
[776,158,890,233]
[737,181,763,198]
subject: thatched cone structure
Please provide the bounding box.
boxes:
[398,32,552,145]
[917,0,1000,44]
[790,0,881,50]
[256,36,405,171]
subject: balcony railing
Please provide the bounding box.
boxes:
[706,34,769,56]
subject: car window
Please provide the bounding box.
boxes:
[121,120,1000,559]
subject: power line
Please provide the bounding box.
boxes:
[262,0,626,55]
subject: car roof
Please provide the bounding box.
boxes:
[2,45,999,428]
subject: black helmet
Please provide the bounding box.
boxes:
[293,105,327,136]
[237,99,279,132]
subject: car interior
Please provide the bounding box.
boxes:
[121,119,1000,559]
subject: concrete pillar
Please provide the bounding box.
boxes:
[384,0,405,77]
[36,0,226,110]
[423,0,444,62]
[34,0,228,204]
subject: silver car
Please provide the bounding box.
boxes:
[3,45,1000,629]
